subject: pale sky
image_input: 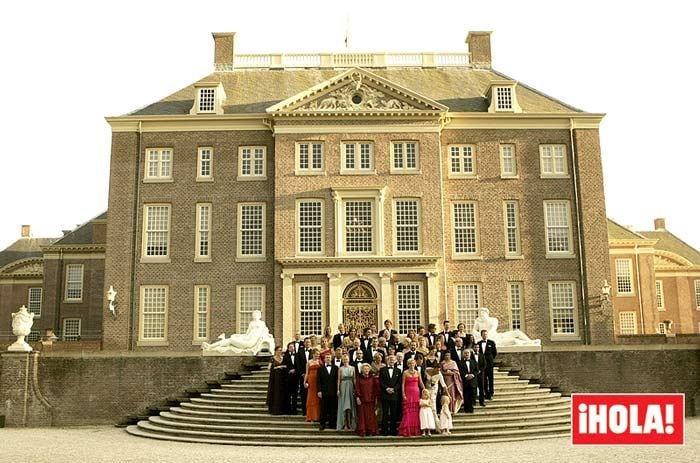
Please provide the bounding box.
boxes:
[0,0,698,251]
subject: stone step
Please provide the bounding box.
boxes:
[131,420,570,445]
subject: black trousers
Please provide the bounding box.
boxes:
[477,373,486,405]
[464,382,476,412]
[484,366,494,399]
[381,398,400,435]
[299,375,308,414]
[287,372,299,414]
[319,393,337,428]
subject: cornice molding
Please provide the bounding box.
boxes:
[278,256,440,267]
[445,113,605,130]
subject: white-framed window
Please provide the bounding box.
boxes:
[495,86,513,111]
[64,264,83,301]
[62,318,81,341]
[27,330,40,342]
[142,204,170,260]
[503,200,521,257]
[499,144,517,177]
[144,148,173,181]
[28,287,42,317]
[695,280,700,309]
[237,203,265,260]
[396,282,422,335]
[657,322,666,334]
[449,145,476,177]
[391,141,419,173]
[197,147,213,180]
[333,188,385,257]
[655,280,665,310]
[296,142,324,174]
[549,281,578,337]
[238,146,266,179]
[341,142,374,174]
[509,282,523,331]
[394,199,420,254]
[543,201,573,256]
[615,259,634,295]
[298,284,323,336]
[195,203,211,260]
[452,202,479,257]
[345,200,374,254]
[139,286,168,342]
[455,283,480,332]
[193,285,210,342]
[198,87,216,113]
[618,312,637,335]
[237,285,265,334]
[297,199,324,255]
[540,145,568,177]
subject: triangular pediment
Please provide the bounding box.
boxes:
[266,68,448,116]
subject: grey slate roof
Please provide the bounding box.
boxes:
[637,230,700,265]
[52,211,107,246]
[606,219,648,241]
[129,68,581,116]
[0,238,57,269]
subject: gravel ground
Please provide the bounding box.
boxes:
[1,419,698,463]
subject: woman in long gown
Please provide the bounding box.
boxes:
[336,354,357,431]
[355,364,380,436]
[266,346,288,415]
[440,351,464,413]
[304,349,322,422]
[398,358,424,437]
[426,367,447,430]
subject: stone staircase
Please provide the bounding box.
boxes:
[126,362,570,446]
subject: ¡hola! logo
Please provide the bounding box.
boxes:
[572,394,684,445]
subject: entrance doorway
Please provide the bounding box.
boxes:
[342,280,378,332]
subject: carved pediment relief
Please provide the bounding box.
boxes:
[0,258,43,276]
[267,68,447,116]
[653,250,692,268]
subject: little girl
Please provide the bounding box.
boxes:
[439,394,452,435]
[419,388,436,436]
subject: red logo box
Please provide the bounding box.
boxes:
[572,393,684,445]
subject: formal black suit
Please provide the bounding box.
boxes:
[316,363,339,429]
[403,350,419,368]
[290,339,303,354]
[332,332,347,350]
[424,332,437,347]
[282,350,300,414]
[462,357,478,413]
[473,351,486,406]
[379,365,402,435]
[476,338,497,399]
[360,336,372,351]
[348,348,364,365]
[450,347,468,376]
[363,347,386,364]
[441,330,456,349]
[297,348,312,413]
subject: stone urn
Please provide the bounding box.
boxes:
[8,305,35,352]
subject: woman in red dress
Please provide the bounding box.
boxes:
[355,363,380,436]
[304,349,322,422]
[398,358,424,437]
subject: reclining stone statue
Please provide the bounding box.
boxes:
[201,310,275,355]
[471,307,541,346]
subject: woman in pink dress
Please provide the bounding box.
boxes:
[398,358,424,437]
[440,351,464,413]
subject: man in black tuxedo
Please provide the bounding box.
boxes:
[332,324,347,350]
[475,329,497,400]
[441,320,455,349]
[297,337,312,414]
[450,336,467,367]
[332,348,343,368]
[290,332,303,354]
[379,354,402,436]
[348,339,363,364]
[424,323,437,347]
[473,342,486,407]
[351,351,366,375]
[359,327,373,351]
[403,341,418,368]
[462,349,478,413]
[316,353,339,430]
[283,342,300,414]
[379,319,398,341]
[364,337,385,364]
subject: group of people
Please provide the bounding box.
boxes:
[266,319,498,437]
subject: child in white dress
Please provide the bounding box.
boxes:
[419,388,436,436]
[440,394,453,435]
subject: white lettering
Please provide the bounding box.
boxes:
[665,404,675,434]
[588,404,607,433]
[609,405,628,434]
[629,405,643,433]
[578,404,588,433]
[643,404,664,434]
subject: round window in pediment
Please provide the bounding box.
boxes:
[351,93,363,105]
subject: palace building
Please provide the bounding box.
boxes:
[98,31,615,350]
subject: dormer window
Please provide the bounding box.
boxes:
[488,80,521,113]
[190,82,226,115]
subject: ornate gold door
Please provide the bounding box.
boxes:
[342,280,378,332]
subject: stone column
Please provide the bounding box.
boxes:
[426,271,440,325]
[327,273,342,331]
[380,272,394,325]
[281,273,295,343]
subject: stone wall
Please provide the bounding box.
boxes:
[498,345,700,416]
[0,352,248,426]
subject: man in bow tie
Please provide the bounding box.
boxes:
[379,354,402,436]
[297,337,312,414]
[475,330,497,401]
[283,342,300,414]
[332,323,347,350]
[317,353,339,431]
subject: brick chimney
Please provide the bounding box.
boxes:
[466,31,493,68]
[654,218,666,231]
[21,225,30,238]
[212,32,236,69]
